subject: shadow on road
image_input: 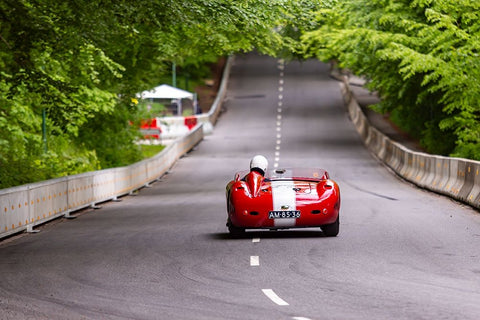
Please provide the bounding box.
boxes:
[208,229,336,240]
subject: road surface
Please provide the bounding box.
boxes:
[1,53,480,320]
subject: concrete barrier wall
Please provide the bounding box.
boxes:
[0,55,233,240]
[0,124,204,239]
[340,80,480,210]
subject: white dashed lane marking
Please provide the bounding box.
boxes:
[262,289,289,306]
[274,58,284,169]
[253,59,313,320]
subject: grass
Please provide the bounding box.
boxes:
[139,144,166,159]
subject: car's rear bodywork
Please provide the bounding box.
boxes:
[226,168,340,236]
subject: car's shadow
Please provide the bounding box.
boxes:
[209,229,333,240]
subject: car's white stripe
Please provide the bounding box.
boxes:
[271,180,297,227]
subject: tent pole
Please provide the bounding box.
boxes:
[42,108,47,152]
[194,93,198,114]
[172,63,176,87]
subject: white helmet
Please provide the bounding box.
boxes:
[250,155,268,174]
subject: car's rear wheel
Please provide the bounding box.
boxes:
[321,216,339,237]
[227,219,245,237]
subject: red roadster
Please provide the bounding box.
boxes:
[226,168,340,237]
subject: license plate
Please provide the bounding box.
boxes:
[268,210,301,219]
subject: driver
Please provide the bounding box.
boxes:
[242,155,269,195]
[249,155,268,176]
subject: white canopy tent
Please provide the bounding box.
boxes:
[138,84,197,115]
[139,84,193,100]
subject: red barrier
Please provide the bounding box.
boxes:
[184,116,198,130]
[140,118,162,139]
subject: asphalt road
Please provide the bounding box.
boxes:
[1,53,480,320]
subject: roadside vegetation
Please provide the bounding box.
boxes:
[0,0,314,188]
[1,0,479,189]
[302,0,480,159]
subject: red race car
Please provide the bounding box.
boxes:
[226,166,341,237]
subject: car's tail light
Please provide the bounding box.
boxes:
[323,183,333,190]
[311,208,329,215]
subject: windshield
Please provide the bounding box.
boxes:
[234,168,329,181]
[266,168,328,180]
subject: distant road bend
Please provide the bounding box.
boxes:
[1,53,480,320]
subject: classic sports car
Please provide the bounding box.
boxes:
[226,168,340,236]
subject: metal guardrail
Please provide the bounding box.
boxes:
[0,116,204,240]
[340,79,480,210]
[0,56,234,240]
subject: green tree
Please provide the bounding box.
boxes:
[0,0,304,188]
[302,0,480,158]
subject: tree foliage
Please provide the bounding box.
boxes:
[302,0,480,158]
[0,0,301,188]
